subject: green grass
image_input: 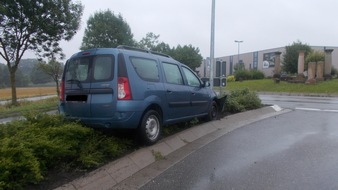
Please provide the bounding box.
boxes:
[222,78,338,96]
[0,97,58,119]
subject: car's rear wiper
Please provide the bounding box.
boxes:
[66,79,83,89]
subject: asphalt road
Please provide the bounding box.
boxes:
[259,94,338,110]
[138,95,338,190]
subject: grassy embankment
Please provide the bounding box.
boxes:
[222,78,338,96]
[0,87,57,119]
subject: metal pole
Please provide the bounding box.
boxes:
[235,40,243,70]
[219,59,222,95]
[209,0,215,88]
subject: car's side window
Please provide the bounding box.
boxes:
[182,67,201,87]
[93,56,114,81]
[163,62,184,85]
[130,57,159,82]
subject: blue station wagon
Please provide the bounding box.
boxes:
[59,46,218,144]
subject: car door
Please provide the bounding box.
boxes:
[63,53,116,119]
[63,56,92,118]
[89,55,116,118]
[162,62,191,121]
[181,66,210,116]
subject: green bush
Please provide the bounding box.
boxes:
[332,66,337,77]
[305,50,324,64]
[0,113,131,189]
[234,70,265,81]
[305,50,325,70]
[226,75,236,82]
[251,70,265,79]
[0,138,43,190]
[234,70,249,81]
[223,88,262,113]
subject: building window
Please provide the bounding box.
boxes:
[253,52,258,70]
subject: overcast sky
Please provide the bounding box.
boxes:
[20,0,338,61]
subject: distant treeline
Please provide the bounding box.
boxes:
[0,59,55,88]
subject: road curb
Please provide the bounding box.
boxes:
[55,105,290,190]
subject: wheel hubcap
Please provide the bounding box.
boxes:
[145,115,159,140]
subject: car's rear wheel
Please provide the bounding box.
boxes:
[139,110,161,145]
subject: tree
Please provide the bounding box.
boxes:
[30,64,53,84]
[137,32,160,50]
[0,0,83,105]
[234,60,245,72]
[15,69,30,87]
[153,42,172,55]
[37,59,63,97]
[137,33,203,70]
[81,10,135,50]
[136,32,204,71]
[137,33,172,54]
[170,45,203,70]
[282,41,312,73]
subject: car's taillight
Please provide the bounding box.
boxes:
[117,53,132,100]
[118,77,132,100]
[59,80,65,101]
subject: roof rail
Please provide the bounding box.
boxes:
[117,45,171,58]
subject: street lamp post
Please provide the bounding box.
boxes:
[235,40,243,70]
[219,59,223,95]
[209,0,216,88]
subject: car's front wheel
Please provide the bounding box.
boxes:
[138,110,161,145]
[204,100,218,121]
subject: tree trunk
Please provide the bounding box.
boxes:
[55,79,60,98]
[9,70,18,106]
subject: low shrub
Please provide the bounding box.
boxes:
[223,88,262,113]
[234,70,265,81]
[0,138,43,189]
[226,75,236,82]
[332,66,338,77]
[251,70,265,79]
[305,50,325,64]
[234,70,249,81]
[0,113,131,189]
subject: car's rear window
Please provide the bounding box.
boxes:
[93,56,114,81]
[130,57,159,82]
[65,58,90,82]
[65,55,114,82]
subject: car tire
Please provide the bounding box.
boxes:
[139,110,161,145]
[205,100,218,121]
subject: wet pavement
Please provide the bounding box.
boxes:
[140,108,338,190]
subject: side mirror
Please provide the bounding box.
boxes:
[202,80,210,87]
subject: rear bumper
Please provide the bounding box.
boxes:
[58,104,143,129]
[64,112,142,129]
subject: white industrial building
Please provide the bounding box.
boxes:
[196,46,338,78]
